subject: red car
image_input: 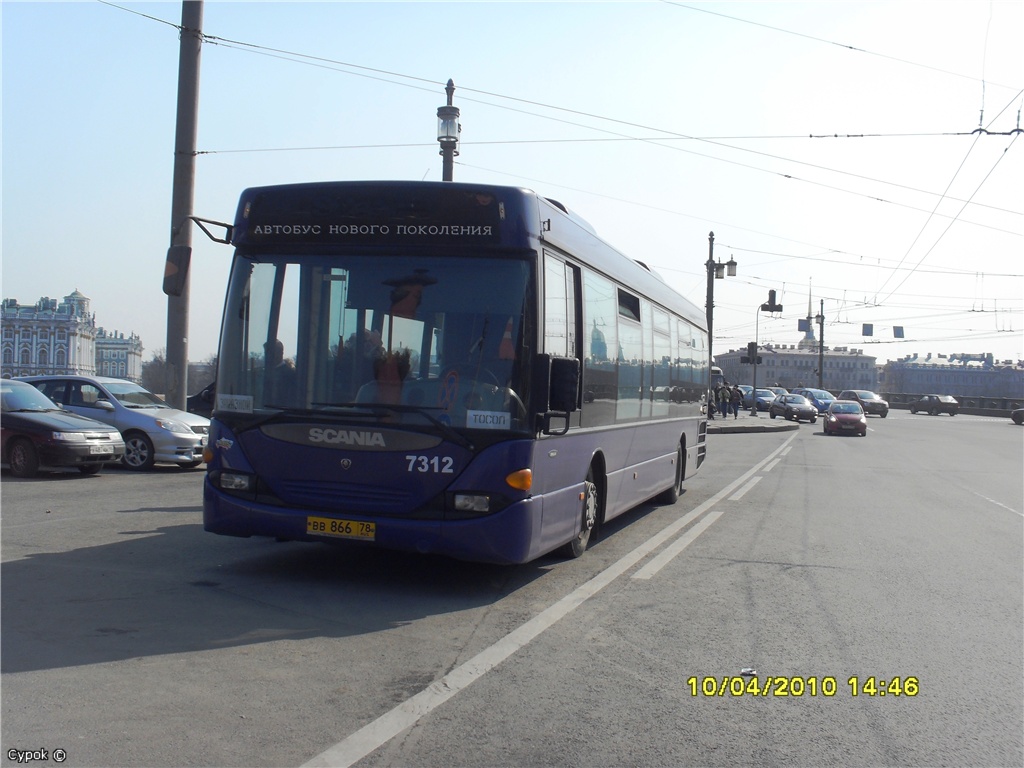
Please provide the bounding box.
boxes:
[823,400,867,436]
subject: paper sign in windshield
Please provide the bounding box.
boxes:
[466,410,510,430]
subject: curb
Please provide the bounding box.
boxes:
[707,418,801,435]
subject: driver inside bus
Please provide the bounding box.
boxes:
[263,339,297,406]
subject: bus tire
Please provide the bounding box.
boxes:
[657,442,684,504]
[561,469,599,559]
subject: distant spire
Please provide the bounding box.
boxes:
[799,279,816,348]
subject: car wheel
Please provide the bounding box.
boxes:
[1013,413,1024,426]
[929,407,939,416]
[880,411,888,418]
[910,407,917,414]
[122,432,156,471]
[810,416,817,424]
[561,468,600,558]
[770,411,777,419]
[9,438,40,478]
[78,464,102,475]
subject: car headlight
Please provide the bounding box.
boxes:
[51,431,87,442]
[155,418,190,434]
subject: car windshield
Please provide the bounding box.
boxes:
[937,396,957,403]
[853,390,879,399]
[805,389,832,399]
[831,403,862,414]
[1,382,61,412]
[788,395,810,405]
[755,389,774,397]
[104,382,170,408]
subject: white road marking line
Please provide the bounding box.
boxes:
[972,491,1024,518]
[729,476,763,501]
[302,431,799,767]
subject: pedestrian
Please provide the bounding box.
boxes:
[718,383,731,417]
[708,385,718,419]
[730,385,742,418]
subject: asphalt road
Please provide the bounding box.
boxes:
[2,412,1021,767]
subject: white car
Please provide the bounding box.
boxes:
[19,375,209,470]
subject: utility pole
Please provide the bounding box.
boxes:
[816,299,825,390]
[164,0,203,408]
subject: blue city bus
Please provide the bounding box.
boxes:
[201,181,709,564]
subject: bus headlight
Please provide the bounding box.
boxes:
[454,494,490,513]
[218,471,255,492]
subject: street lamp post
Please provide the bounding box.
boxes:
[704,231,736,388]
[815,299,825,389]
[436,79,461,182]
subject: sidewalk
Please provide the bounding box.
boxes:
[706,409,800,434]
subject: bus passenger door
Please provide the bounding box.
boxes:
[539,254,586,548]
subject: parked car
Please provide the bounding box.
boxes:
[187,380,216,419]
[768,393,817,423]
[767,386,789,398]
[1,379,125,477]
[19,375,210,470]
[837,389,889,417]
[1012,408,1024,426]
[791,387,836,414]
[908,394,959,416]
[823,400,867,436]
[743,388,777,411]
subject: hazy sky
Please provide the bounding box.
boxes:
[3,1,1021,367]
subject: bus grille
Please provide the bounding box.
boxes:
[278,479,412,512]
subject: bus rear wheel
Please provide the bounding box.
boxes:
[657,442,684,504]
[561,470,599,558]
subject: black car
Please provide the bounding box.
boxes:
[908,394,959,416]
[1,379,126,477]
[837,389,889,417]
[768,393,818,423]
[1012,408,1023,426]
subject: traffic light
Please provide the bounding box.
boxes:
[742,341,758,364]
[761,289,783,313]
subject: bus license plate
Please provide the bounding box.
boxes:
[307,516,375,541]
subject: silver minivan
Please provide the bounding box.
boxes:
[20,375,209,470]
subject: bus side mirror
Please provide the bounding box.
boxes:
[163,245,192,297]
[549,357,580,413]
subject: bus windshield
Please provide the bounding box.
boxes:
[217,252,534,434]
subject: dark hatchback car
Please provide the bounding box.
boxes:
[1,379,126,477]
[909,394,959,416]
[837,389,889,417]
[768,393,818,423]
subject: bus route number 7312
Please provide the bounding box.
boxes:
[406,455,455,473]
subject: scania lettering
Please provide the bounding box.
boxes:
[308,428,386,447]
[200,181,708,564]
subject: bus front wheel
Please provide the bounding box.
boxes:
[561,470,599,559]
